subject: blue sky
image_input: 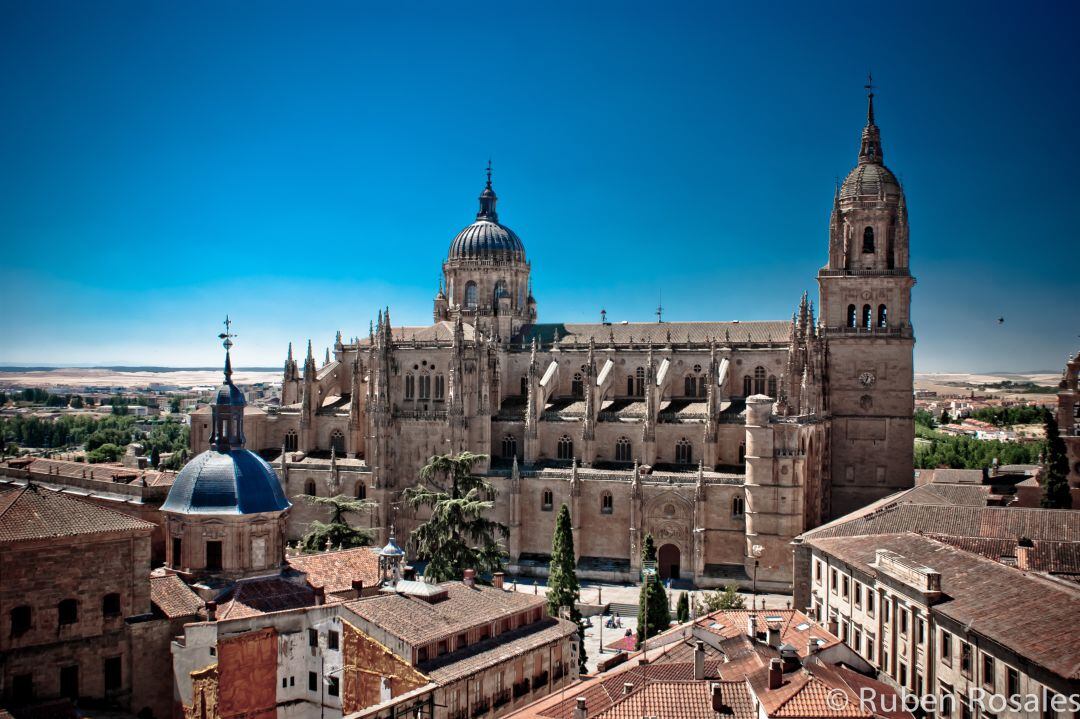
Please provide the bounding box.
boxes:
[1,1,1077,371]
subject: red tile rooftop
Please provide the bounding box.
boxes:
[0,483,156,543]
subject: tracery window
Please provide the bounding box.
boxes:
[356,483,366,500]
[615,436,632,463]
[767,375,778,398]
[684,375,697,397]
[330,430,345,454]
[600,492,613,514]
[502,435,518,459]
[675,438,692,465]
[557,435,574,461]
[284,430,298,452]
[753,366,766,395]
[571,373,583,398]
[434,374,445,400]
[732,496,745,517]
[464,282,478,310]
[542,489,553,511]
[404,373,415,400]
[419,374,431,400]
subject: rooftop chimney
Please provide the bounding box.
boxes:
[711,683,730,715]
[694,640,706,680]
[493,571,505,590]
[768,658,783,690]
[314,586,325,606]
[351,579,364,596]
[574,697,587,719]
[622,683,634,696]
[205,601,217,622]
[747,612,757,639]
[463,569,476,588]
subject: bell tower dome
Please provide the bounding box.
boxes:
[818,80,916,518]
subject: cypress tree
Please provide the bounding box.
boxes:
[547,504,587,672]
[636,533,671,648]
[1042,412,1072,509]
[676,591,689,623]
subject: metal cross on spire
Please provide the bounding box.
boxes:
[218,315,237,351]
[864,72,876,96]
[485,158,493,188]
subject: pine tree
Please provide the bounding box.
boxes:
[547,504,587,672]
[676,591,689,623]
[1041,411,1072,509]
[150,446,161,469]
[404,452,508,582]
[635,533,671,648]
[299,494,377,552]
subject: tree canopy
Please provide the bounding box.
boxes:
[299,494,377,552]
[1042,413,1072,509]
[636,533,671,648]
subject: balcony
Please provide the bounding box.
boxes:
[471,699,490,718]
[512,679,531,699]
[493,689,511,709]
[532,670,548,688]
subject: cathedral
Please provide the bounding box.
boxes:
[191,89,915,591]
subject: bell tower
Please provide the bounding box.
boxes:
[819,81,916,518]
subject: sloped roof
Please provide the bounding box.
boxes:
[418,618,577,684]
[695,609,841,658]
[593,680,754,719]
[513,321,790,346]
[216,575,317,619]
[287,547,381,594]
[0,483,156,543]
[804,533,1080,680]
[150,574,204,619]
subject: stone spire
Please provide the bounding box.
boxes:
[859,74,883,165]
[476,160,499,222]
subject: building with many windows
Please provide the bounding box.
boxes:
[192,90,917,591]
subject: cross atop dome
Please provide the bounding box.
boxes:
[477,160,499,221]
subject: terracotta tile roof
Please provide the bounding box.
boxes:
[150,574,204,619]
[2,457,176,487]
[905,483,990,506]
[927,534,1080,575]
[805,533,1080,680]
[593,680,754,719]
[346,582,545,646]
[749,659,911,719]
[287,547,381,594]
[419,617,578,684]
[0,484,156,543]
[216,575,317,619]
[799,494,1080,542]
[695,609,841,658]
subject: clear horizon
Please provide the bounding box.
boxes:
[2,2,1078,372]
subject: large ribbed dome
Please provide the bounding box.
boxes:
[839,163,901,202]
[448,165,526,263]
[162,449,290,515]
[448,220,526,262]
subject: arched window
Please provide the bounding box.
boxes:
[404,373,415,399]
[464,282,478,310]
[284,430,298,452]
[684,375,697,397]
[753,366,766,395]
[675,438,692,465]
[493,280,509,305]
[356,483,366,500]
[102,593,121,617]
[542,489,553,511]
[732,496,745,517]
[877,304,888,328]
[419,374,431,400]
[330,430,345,454]
[847,304,857,328]
[502,435,518,459]
[571,373,583,398]
[862,304,872,329]
[743,375,752,396]
[600,492,613,515]
[615,436,632,463]
[435,374,445,400]
[767,375,778,398]
[862,226,875,253]
[58,598,78,626]
[304,479,317,496]
[9,605,31,638]
[699,376,708,397]
[628,367,645,397]
[557,435,574,461]
[520,376,528,396]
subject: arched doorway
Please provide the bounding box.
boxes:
[658,544,681,581]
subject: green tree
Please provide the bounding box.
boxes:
[69,395,84,409]
[169,396,183,413]
[299,494,377,552]
[87,443,124,463]
[546,504,587,672]
[939,409,951,425]
[150,446,161,468]
[403,452,508,583]
[676,591,690,623]
[1041,412,1072,509]
[635,533,671,648]
[693,584,746,616]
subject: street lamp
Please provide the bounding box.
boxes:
[750,544,764,608]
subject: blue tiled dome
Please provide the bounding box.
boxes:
[162,449,290,515]
[448,220,526,262]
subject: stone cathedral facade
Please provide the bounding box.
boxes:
[192,92,915,591]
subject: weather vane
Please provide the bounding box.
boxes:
[218,315,237,351]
